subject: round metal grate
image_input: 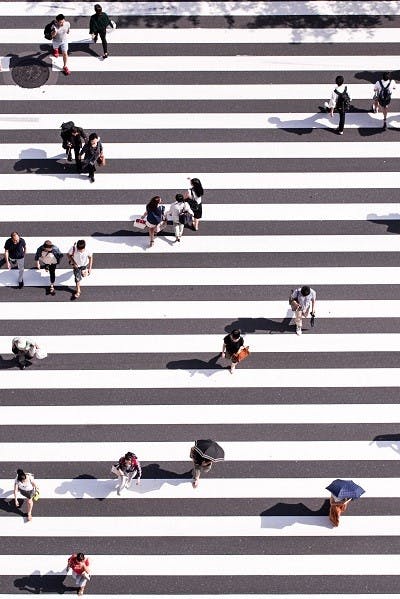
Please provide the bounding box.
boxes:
[11,58,50,88]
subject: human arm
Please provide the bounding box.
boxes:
[87,255,93,274]
[4,248,10,269]
[221,342,226,357]
[14,482,19,506]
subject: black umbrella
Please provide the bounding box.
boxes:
[194,439,225,462]
[326,479,365,500]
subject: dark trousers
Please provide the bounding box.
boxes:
[96,29,108,54]
[48,264,56,284]
[338,109,345,133]
[87,163,96,178]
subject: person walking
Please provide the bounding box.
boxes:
[329,495,352,527]
[186,177,204,231]
[35,240,63,296]
[11,336,41,369]
[67,553,91,596]
[325,75,350,135]
[14,469,38,521]
[372,72,395,129]
[221,329,245,374]
[80,133,104,183]
[4,231,26,289]
[89,4,113,59]
[67,240,93,300]
[167,193,194,243]
[51,13,71,75]
[61,123,87,172]
[141,195,166,247]
[289,285,316,335]
[190,445,213,488]
[111,451,142,495]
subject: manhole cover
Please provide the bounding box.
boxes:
[11,58,49,88]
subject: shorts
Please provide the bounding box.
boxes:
[73,265,88,283]
[19,488,35,499]
[52,40,68,53]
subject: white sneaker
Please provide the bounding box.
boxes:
[296,326,302,336]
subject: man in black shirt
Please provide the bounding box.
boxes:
[4,231,26,288]
[61,125,87,172]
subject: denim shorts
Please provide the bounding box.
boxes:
[53,41,68,53]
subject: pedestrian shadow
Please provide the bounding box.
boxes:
[55,474,114,501]
[166,353,226,376]
[0,497,25,517]
[367,213,400,234]
[260,500,331,529]
[38,42,99,59]
[14,571,71,594]
[354,70,400,84]
[13,149,71,175]
[92,229,174,249]
[372,433,400,455]
[268,114,330,135]
[225,315,294,334]
[0,356,19,369]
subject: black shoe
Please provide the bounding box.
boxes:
[19,362,26,370]
[90,176,95,183]
[103,53,108,59]
[18,281,24,289]
[383,121,387,129]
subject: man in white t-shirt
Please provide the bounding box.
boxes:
[289,285,316,336]
[372,72,395,129]
[51,13,71,75]
[67,239,93,299]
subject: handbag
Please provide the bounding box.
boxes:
[179,211,191,226]
[33,487,40,501]
[133,218,147,230]
[134,218,147,230]
[232,346,250,364]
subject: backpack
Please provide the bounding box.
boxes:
[378,80,392,107]
[44,21,56,40]
[334,86,351,112]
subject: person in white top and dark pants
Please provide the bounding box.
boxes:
[167,194,194,243]
[372,72,395,129]
[325,75,348,135]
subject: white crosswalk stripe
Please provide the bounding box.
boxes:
[0,0,399,597]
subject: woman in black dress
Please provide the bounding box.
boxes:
[221,329,244,374]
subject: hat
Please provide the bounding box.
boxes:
[15,337,27,350]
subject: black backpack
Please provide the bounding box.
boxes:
[334,86,351,112]
[378,80,392,107]
[44,21,55,40]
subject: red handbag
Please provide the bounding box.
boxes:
[232,346,250,363]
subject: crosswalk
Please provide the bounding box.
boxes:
[1,0,400,597]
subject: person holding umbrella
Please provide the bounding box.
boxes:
[326,479,365,527]
[190,439,224,489]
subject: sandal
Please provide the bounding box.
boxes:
[49,286,55,296]
[74,292,81,299]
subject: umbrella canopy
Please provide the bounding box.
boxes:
[194,439,225,462]
[326,479,365,500]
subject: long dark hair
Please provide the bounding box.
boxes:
[146,196,161,213]
[16,468,26,482]
[191,178,204,197]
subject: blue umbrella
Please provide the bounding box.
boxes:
[326,479,365,500]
